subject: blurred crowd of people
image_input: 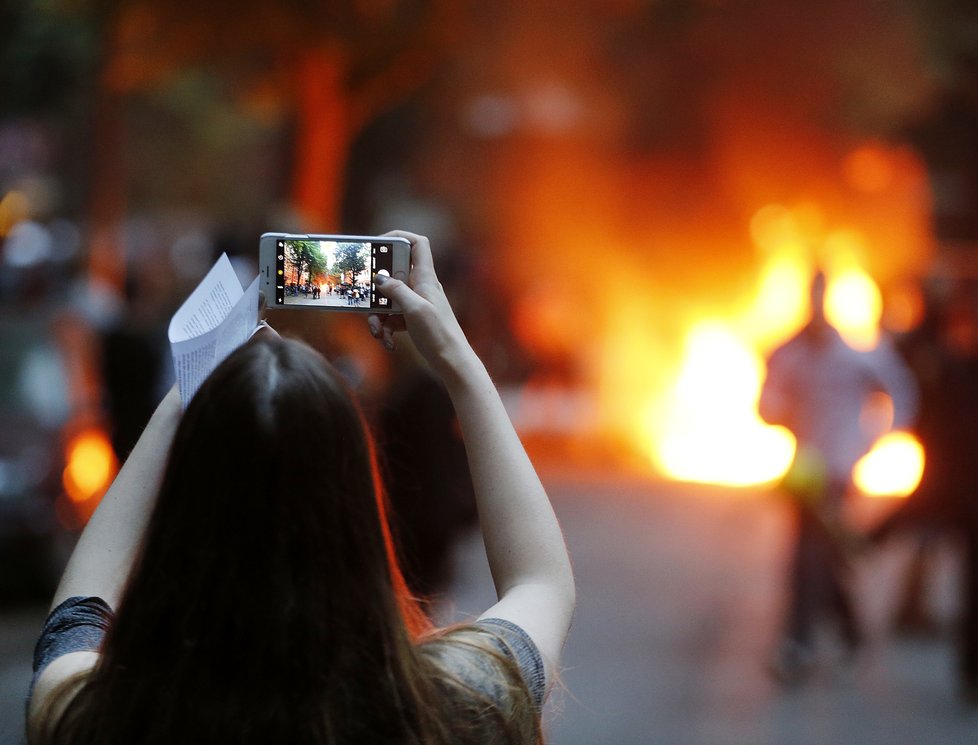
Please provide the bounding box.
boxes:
[0,182,531,608]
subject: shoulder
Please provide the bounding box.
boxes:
[27,597,113,742]
[26,652,98,743]
[862,336,911,370]
[31,597,112,685]
[767,332,807,367]
[419,619,546,710]
[471,618,546,701]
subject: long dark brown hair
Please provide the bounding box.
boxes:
[36,335,538,745]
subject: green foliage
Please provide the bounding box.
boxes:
[126,70,279,215]
[284,240,329,285]
[332,242,367,284]
[306,243,330,280]
[0,0,98,116]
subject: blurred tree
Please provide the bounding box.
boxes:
[284,240,329,287]
[0,0,101,219]
[0,0,96,117]
[7,0,977,287]
[68,0,453,289]
[333,241,367,284]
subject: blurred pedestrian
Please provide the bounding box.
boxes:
[100,252,176,460]
[759,270,918,683]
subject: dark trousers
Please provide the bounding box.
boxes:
[785,485,862,650]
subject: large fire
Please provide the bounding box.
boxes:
[640,245,925,494]
[495,138,931,497]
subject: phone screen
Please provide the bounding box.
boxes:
[274,238,396,310]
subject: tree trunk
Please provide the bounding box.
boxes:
[87,42,127,292]
[291,47,350,231]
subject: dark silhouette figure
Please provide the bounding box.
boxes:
[871,279,978,703]
[377,364,476,599]
[759,272,918,683]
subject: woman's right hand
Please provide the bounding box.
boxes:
[367,231,477,381]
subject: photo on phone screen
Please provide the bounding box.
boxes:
[274,238,396,311]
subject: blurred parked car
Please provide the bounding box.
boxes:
[0,311,72,606]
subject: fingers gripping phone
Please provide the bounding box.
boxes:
[259,232,410,313]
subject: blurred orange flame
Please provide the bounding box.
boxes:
[853,431,924,497]
[843,143,896,194]
[63,428,118,511]
[0,190,30,237]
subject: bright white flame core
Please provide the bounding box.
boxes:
[825,269,883,351]
[646,323,796,486]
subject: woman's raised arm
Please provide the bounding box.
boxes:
[369,231,575,686]
[49,384,182,611]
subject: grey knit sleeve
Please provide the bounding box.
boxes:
[474,617,547,709]
[29,596,112,697]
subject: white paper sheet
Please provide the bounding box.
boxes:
[168,253,259,406]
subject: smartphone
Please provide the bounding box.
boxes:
[259,232,410,313]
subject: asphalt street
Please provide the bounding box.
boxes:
[436,468,978,745]
[284,293,371,309]
[2,469,976,744]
